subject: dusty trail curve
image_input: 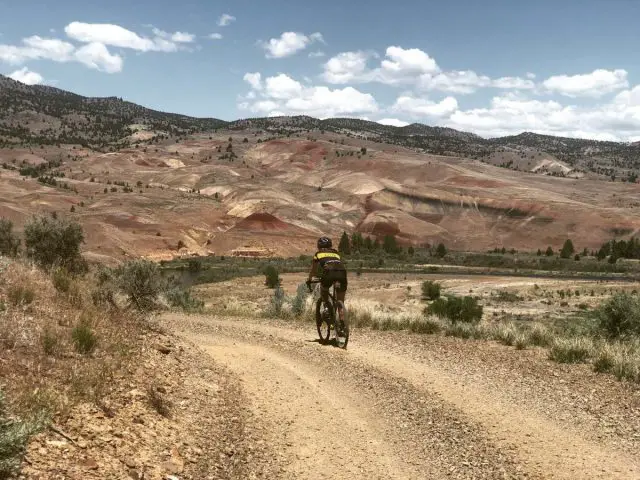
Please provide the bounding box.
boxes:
[167,314,640,480]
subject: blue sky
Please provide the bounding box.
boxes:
[2,0,640,140]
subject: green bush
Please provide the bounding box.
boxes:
[421,281,441,301]
[291,283,309,317]
[409,317,442,334]
[0,390,46,478]
[426,295,483,324]
[265,287,287,318]
[114,260,166,311]
[596,292,640,339]
[7,285,35,306]
[165,287,204,312]
[23,214,86,273]
[264,265,281,288]
[0,218,20,257]
[52,267,71,293]
[71,322,97,355]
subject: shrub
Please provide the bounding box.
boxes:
[426,295,483,324]
[444,322,477,339]
[0,390,46,478]
[114,260,166,310]
[421,281,441,301]
[291,283,309,317]
[7,284,35,306]
[0,218,20,257]
[265,287,287,318]
[493,290,522,303]
[264,265,281,288]
[548,337,594,364]
[40,327,61,356]
[596,292,640,339]
[23,214,86,273]
[72,322,98,355]
[52,267,71,293]
[410,317,442,334]
[527,324,553,347]
[165,287,204,312]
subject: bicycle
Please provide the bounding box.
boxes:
[307,278,350,349]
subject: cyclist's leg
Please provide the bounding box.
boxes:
[335,271,348,320]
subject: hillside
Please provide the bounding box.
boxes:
[3,76,640,261]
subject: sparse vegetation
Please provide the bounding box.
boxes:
[426,295,483,324]
[23,214,86,273]
[421,280,441,301]
[0,218,20,257]
[72,321,98,355]
[264,265,281,288]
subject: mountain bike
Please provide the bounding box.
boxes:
[307,279,349,349]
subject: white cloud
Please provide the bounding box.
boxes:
[152,28,195,43]
[542,69,628,98]
[262,31,324,58]
[240,72,378,118]
[208,33,223,40]
[441,90,640,140]
[8,67,44,85]
[323,46,534,94]
[264,73,304,99]
[218,14,236,27]
[380,46,439,77]
[0,35,122,73]
[309,51,325,58]
[65,22,194,52]
[323,51,371,83]
[243,72,262,90]
[74,42,123,73]
[377,118,410,127]
[392,95,459,117]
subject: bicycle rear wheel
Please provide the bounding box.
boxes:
[315,298,332,344]
[335,301,349,349]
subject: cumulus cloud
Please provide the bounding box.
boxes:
[243,72,262,90]
[0,35,123,73]
[8,67,44,85]
[218,14,236,27]
[392,95,459,118]
[323,46,534,94]
[74,42,123,73]
[441,90,640,140]
[240,72,378,118]
[65,22,195,52]
[262,31,324,58]
[377,118,410,127]
[542,69,628,98]
[323,51,372,83]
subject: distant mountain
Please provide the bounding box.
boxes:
[0,74,227,149]
[2,74,640,177]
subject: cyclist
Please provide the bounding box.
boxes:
[306,237,348,319]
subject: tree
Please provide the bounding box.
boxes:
[264,265,281,288]
[435,243,447,258]
[536,249,542,256]
[0,218,20,257]
[338,232,351,255]
[24,214,85,272]
[382,235,398,254]
[363,236,373,251]
[408,245,415,256]
[545,246,554,257]
[560,239,575,259]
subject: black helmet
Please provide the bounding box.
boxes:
[317,236,332,249]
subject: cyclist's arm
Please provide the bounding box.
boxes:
[308,256,318,281]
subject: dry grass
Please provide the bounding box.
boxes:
[0,256,145,475]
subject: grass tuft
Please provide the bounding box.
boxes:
[548,337,594,364]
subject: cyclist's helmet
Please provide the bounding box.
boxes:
[317,236,332,249]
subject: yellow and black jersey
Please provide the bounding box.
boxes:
[313,248,345,272]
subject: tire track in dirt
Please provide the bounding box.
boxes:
[172,315,640,479]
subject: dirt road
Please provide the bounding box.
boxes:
[167,314,640,479]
